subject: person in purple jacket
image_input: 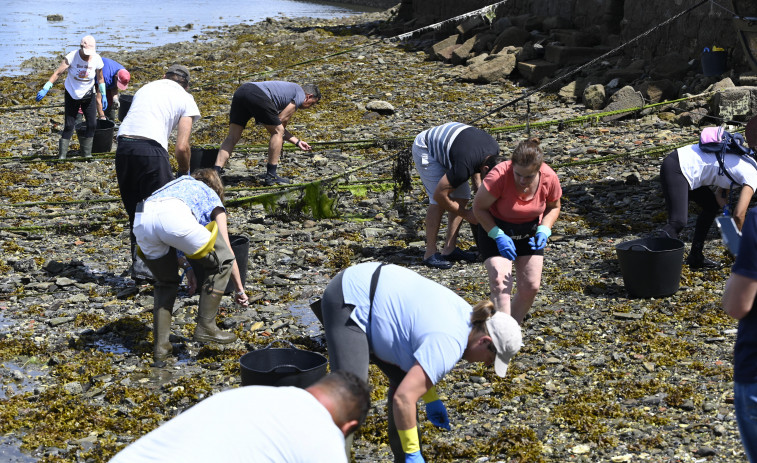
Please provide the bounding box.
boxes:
[214,81,321,185]
[96,57,130,120]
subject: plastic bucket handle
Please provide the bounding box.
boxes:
[260,339,297,350]
[629,244,652,252]
[703,47,710,53]
[251,340,307,373]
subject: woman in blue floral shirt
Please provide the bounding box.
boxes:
[133,168,248,366]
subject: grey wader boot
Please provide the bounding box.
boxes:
[686,241,719,269]
[193,288,236,343]
[142,252,180,367]
[79,137,94,158]
[152,306,173,368]
[58,138,70,160]
[188,225,236,344]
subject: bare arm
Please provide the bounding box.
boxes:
[473,185,499,233]
[393,363,433,431]
[174,116,194,174]
[723,273,757,320]
[279,103,312,150]
[210,208,249,307]
[732,185,754,230]
[540,198,561,228]
[47,59,70,85]
[432,174,476,223]
[471,172,482,193]
[278,102,297,129]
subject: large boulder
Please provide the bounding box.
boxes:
[638,79,679,104]
[456,16,487,38]
[462,52,518,83]
[431,34,460,61]
[559,79,589,103]
[491,26,532,54]
[650,52,691,81]
[451,32,499,65]
[583,83,606,110]
[710,86,756,120]
[451,37,476,65]
[602,85,644,121]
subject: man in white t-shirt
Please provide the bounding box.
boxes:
[115,64,201,281]
[108,371,371,463]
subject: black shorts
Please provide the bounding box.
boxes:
[229,83,281,128]
[477,218,544,260]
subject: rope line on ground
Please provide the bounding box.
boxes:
[1,133,704,216]
[0,88,717,165]
[467,0,711,125]
[390,0,509,42]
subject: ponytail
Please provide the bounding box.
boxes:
[470,300,496,335]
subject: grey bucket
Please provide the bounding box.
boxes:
[616,237,685,298]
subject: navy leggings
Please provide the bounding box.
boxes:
[660,150,720,243]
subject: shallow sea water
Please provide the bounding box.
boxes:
[0,0,375,76]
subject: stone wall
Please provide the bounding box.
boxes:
[407,0,746,70]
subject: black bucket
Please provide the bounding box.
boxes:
[190,147,219,173]
[701,49,727,76]
[240,340,328,388]
[192,234,249,294]
[616,237,685,298]
[118,94,133,121]
[75,119,115,153]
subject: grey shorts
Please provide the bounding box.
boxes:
[412,139,470,205]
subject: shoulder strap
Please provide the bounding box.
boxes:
[716,148,740,185]
[367,263,387,342]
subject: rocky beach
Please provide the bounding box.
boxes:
[0,4,752,462]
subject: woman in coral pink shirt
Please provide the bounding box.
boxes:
[473,138,562,324]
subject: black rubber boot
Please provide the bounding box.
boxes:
[686,242,719,269]
[152,307,173,367]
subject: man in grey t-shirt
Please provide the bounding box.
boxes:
[214,81,320,185]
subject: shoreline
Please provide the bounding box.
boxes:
[1,1,399,78]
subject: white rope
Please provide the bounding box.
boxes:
[709,0,757,20]
[389,0,510,42]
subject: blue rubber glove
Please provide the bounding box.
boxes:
[405,451,425,463]
[528,225,552,250]
[99,83,108,110]
[36,82,52,101]
[488,226,516,260]
[425,400,450,430]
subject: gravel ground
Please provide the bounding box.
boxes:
[0,7,750,463]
